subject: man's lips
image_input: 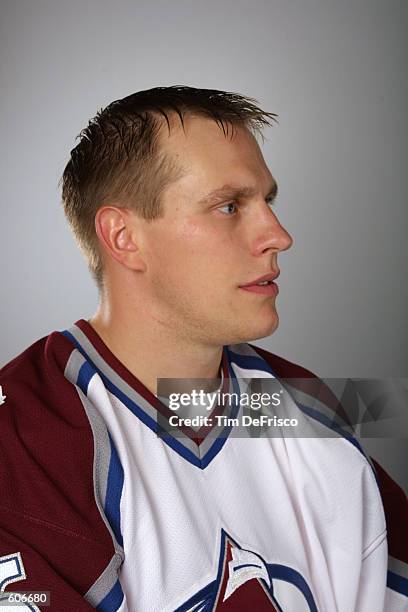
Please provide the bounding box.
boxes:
[239,271,280,296]
[239,271,280,287]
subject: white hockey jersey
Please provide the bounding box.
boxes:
[0,319,407,611]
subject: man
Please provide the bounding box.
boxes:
[0,86,406,611]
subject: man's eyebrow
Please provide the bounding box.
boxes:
[197,181,278,205]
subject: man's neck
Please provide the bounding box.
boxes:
[89,306,224,397]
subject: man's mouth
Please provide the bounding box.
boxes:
[239,271,280,288]
[239,271,280,296]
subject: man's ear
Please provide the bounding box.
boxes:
[95,206,146,272]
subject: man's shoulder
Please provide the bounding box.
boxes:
[0,328,90,434]
[0,329,74,380]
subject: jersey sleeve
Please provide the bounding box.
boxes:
[0,333,125,611]
[0,517,100,611]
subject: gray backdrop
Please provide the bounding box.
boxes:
[0,0,407,488]
[1,1,406,374]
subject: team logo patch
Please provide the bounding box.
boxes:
[175,530,318,611]
[0,553,41,611]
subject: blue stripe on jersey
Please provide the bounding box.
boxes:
[96,578,124,611]
[267,564,318,612]
[158,428,221,470]
[68,342,126,549]
[233,563,263,571]
[76,360,95,395]
[387,569,408,597]
[297,402,366,455]
[105,433,124,548]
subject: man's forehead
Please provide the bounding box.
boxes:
[157,113,274,199]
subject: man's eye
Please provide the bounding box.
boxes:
[218,202,238,215]
[217,197,276,215]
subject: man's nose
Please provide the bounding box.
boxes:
[251,207,293,256]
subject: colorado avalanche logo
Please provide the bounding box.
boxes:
[175,530,318,611]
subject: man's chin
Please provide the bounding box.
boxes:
[247,316,279,342]
[224,314,279,346]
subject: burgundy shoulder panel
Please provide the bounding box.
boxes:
[0,332,114,607]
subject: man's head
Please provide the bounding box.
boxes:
[62,86,279,287]
[62,86,293,345]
